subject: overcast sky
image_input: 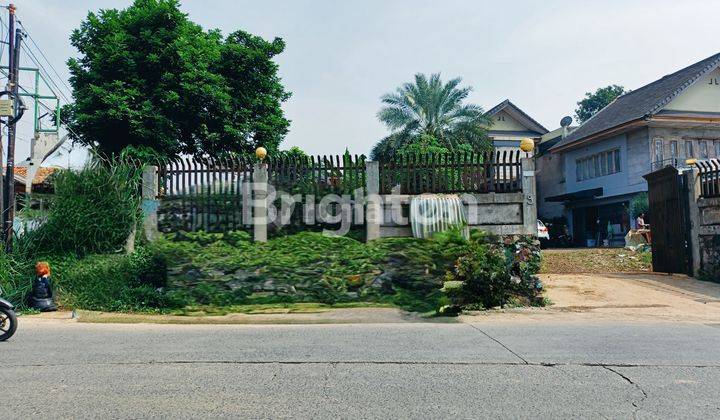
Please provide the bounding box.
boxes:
[8,0,720,165]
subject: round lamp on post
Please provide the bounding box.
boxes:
[520,138,534,156]
[255,146,267,162]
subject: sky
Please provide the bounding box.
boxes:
[6,0,720,166]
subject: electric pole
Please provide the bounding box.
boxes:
[2,3,21,252]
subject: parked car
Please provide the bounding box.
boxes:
[537,220,550,240]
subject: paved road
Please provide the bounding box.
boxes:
[3,319,720,418]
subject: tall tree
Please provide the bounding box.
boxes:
[574,85,626,124]
[64,0,290,158]
[370,73,491,160]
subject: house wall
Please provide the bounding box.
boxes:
[665,67,720,113]
[649,125,720,162]
[536,151,565,219]
[563,128,649,199]
[491,111,528,131]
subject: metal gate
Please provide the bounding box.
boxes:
[643,166,692,275]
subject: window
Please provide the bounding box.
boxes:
[670,141,678,159]
[715,140,720,158]
[685,140,694,158]
[576,149,621,181]
[699,140,709,159]
[655,138,662,163]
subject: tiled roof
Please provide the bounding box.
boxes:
[552,52,720,151]
[7,166,59,185]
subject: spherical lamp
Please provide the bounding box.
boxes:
[520,138,535,153]
[255,146,267,161]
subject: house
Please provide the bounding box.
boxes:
[485,99,548,155]
[12,166,57,194]
[541,52,720,246]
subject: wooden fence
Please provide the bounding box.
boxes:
[697,159,720,198]
[157,156,254,232]
[378,150,522,194]
[155,151,526,233]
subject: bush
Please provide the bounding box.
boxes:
[51,247,171,311]
[24,160,142,256]
[440,230,543,311]
[629,192,649,219]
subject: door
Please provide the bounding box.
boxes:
[643,166,691,275]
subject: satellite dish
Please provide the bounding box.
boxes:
[560,116,573,127]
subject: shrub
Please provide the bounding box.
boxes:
[51,247,170,311]
[629,192,649,219]
[24,160,142,256]
[441,230,544,311]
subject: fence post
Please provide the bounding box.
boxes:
[141,165,160,242]
[521,158,537,236]
[685,167,701,277]
[365,161,381,241]
[253,162,268,242]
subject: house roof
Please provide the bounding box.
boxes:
[8,166,59,185]
[485,99,549,135]
[551,52,720,152]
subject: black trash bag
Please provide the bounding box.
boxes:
[28,276,57,312]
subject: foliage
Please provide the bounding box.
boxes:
[371,73,492,160]
[50,247,171,311]
[23,160,142,256]
[575,85,626,123]
[64,0,290,158]
[440,231,543,310]
[629,192,649,219]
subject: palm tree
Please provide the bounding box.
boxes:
[371,73,491,160]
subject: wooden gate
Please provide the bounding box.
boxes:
[643,166,692,275]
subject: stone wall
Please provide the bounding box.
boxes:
[696,197,720,279]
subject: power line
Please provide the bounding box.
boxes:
[16,19,71,94]
[16,18,72,100]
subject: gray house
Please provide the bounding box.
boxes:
[485,99,548,155]
[539,52,720,246]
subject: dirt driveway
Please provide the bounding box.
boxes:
[464,273,720,323]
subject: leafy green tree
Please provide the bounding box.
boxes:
[575,85,626,124]
[64,0,290,158]
[370,73,491,160]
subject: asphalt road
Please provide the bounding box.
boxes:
[3,319,720,419]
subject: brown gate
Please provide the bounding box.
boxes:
[643,166,692,275]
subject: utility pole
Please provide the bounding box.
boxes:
[2,3,20,252]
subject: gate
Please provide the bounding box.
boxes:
[643,166,692,275]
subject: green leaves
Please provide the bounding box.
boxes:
[372,73,491,160]
[575,84,627,124]
[65,0,290,158]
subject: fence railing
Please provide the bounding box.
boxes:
[157,156,254,232]
[697,159,720,198]
[378,150,522,194]
[267,154,366,196]
[155,151,526,232]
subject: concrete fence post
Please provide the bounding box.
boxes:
[521,158,537,236]
[365,161,381,241]
[684,167,701,277]
[253,163,268,242]
[141,165,160,242]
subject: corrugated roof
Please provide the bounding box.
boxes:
[552,52,720,151]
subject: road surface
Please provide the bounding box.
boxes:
[3,318,720,418]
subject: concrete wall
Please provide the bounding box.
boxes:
[377,192,529,237]
[686,168,720,279]
[374,159,538,238]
